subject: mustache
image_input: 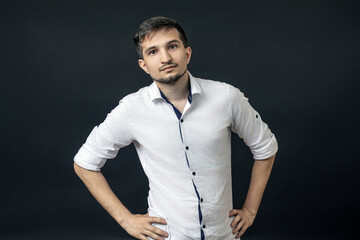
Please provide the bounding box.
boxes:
[159,63,178,71]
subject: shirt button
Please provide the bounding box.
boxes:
[200,198,203,202]
[202,225,206,229]
[192,172,196,176]
[186,146,189,150]
[180,119,184,122]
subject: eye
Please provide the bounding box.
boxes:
[169,44,177,50]
[148,50,157,55]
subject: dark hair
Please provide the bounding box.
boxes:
[133,16,188,59]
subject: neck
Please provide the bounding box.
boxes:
[155,71,190,102]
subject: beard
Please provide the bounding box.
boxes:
[152,69,187,85]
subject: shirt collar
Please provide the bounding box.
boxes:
[188,72,202,95]
[149,71,202,102]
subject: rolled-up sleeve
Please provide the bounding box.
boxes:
[74,100,133,171]
[229,85,278,160]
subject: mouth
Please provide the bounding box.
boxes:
[160,64,177,72]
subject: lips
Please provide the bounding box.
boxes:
[160,64,177,71]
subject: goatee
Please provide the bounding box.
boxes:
[152,69,187,85]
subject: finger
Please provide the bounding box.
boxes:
[138,235,148,240]
[230,218,238,228]
[235,224,249,239]
[146,225,169,238]
[144,229,165,240]
[147,216,167,225]
[229,209,237,217]
[233,219,245,234]
[230,214,242,228]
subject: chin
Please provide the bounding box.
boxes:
[152,69,187,85]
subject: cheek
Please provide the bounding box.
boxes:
[145,64,161,77]
[143,60,155,71]
[147,64,158,73]
[182,57,190,66]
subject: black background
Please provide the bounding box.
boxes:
[1,0,359,239]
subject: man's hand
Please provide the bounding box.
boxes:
[73,163,168,239]
[229,208,256,239]
[121,213,169,240]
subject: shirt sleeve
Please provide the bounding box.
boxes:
[229,85,278,160]
[74,100,133,171]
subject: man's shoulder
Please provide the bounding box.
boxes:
[195,76,229,88]
[192,75,237,95]
[192,75,246,104]
[120,83,153,104]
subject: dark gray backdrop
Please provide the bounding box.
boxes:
[1,0,359,239]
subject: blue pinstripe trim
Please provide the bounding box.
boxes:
[160,85,204,239]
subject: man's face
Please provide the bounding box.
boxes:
[138,28,192,85]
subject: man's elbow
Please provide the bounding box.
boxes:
[73,162,100,178]
[74,162,84,177]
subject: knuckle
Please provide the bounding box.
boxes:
[237,225,243,231]
[153,226,162,234]
[148,231,163,240]
[237,223,245,231]
[154,235,163,240]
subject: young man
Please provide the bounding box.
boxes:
[74,16,278,240]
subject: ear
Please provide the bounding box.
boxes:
[185,47,192,64]
[138,59,149,74]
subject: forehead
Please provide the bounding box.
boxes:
[141,28,181,48]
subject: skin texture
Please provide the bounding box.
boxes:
[138,28,192,113]
[229,154,275,238]
[74,27,276,239]
[138,28,191,86]
[73,163,169,240]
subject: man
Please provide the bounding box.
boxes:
[74,16,278,240]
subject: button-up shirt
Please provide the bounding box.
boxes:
[74,73,278,239]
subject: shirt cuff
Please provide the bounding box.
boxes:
[73,146,107,171]
[252,135,278,160]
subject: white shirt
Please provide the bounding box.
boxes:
[74,73,278,240]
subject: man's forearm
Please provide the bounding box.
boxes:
[242,154,275,215]
[73,162,131,226]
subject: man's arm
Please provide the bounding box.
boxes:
[229,154,275,239]
[73,162,169,240]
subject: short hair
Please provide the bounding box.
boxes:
[133,16,189,59]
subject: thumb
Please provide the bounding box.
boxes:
[229,209,237,217]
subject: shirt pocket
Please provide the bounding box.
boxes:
[147,207,171,240]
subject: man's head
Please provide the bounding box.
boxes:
[134,16,189,59]
[134,17,192,85]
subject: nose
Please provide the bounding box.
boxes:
[160,49,172,63]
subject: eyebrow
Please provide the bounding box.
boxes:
[144,39,181,55]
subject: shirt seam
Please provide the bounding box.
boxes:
[122,100,134,143]
[227,84,233,123]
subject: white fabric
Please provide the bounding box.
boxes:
[74,73,278,239]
